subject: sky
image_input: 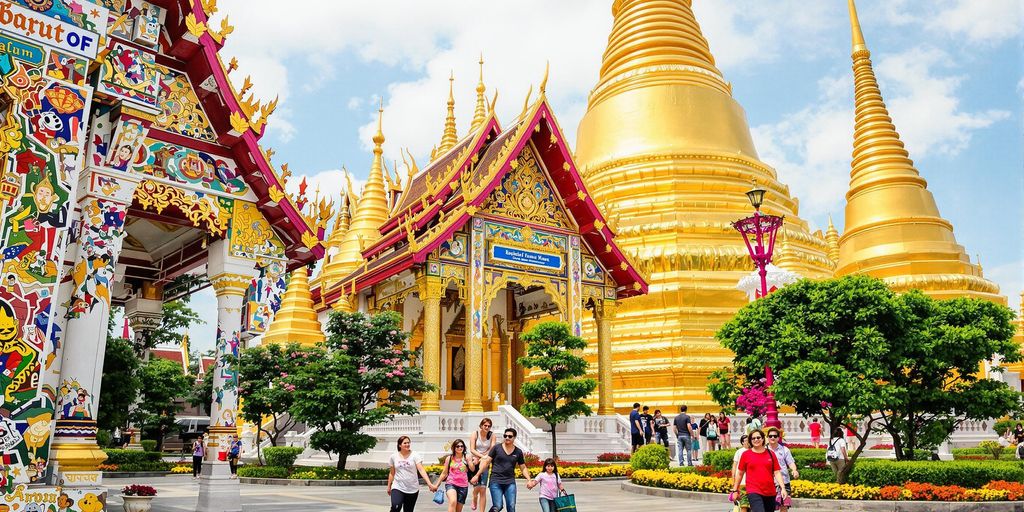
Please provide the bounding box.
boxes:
[174,0,1023,353]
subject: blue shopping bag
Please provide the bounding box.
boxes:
[553,490,576,512]
[432,488,445,505]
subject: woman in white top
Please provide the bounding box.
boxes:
[388,436,433,512]
[468,418,494,511]
[731,434,750,484]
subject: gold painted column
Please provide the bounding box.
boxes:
[595,300,618,415]
[418,276,443,411]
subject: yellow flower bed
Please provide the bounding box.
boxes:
[790,480,880,500]
[170,465,192,474]
[631,470,731,493]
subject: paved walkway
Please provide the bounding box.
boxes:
[104,476,721,511]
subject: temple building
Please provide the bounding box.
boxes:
[0,0,327,509]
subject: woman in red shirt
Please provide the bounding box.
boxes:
[732,429,788,512]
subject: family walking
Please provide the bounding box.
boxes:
[388,419,562,512]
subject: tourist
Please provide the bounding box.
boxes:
[765,427,798,512]
[640,406,654,445]
[629,403,644,452]
[653,410,670,449]
[732,429,788,512]
[1014,423,1024,445]
[732,434,750,483]
[672,405,694,466]
[809,418,822,449]
[718,413,732,449]
[431,439,476,512]
[388,436,433,512]
[706,412,720,451]
[745,415,763,435]
[191,437,205,479]
[698,413,712,453]
[825,430,849,476]
[845,423,859,452]
[228,435,242,478]
[469,418,495,511]
[471,427,532,512]
[526,458,565,512]
[691,418,701,462]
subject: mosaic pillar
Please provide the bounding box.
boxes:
[51,172,141,476]
[568,236,583,337]
[595,300,618,416]
[198,241,257,512]
[418,275,443,412]
[463,221,485,412]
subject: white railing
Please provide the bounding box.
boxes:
[498,405,548,455]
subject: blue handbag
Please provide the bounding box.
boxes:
[432,489,445,505]
[553,489,576,512]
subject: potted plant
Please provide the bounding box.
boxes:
[121,484,157,512]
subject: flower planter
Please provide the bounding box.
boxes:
[122,495,155,512]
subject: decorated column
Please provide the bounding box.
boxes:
[418,275,443,411]
[463,219,485,411]
[50,170,142,477]
[198,240,257,512]
[594,300,617,415]
[568,236,583,336]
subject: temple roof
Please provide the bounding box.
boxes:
[147,0,327,269]
[319,97,648,306]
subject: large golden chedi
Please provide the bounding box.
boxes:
[574,0,833,409]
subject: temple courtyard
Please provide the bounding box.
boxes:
[105,477,724,511]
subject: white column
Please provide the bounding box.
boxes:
[50,171,141,480]
[198,240,257,512]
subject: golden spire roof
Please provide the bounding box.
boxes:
[327,102,390,285]
[837,0,1001,302]
[437,71,458,154]
[262,266,325,346]
[470,55,487,133]
[321,192,351,284]
[825,215,840,266]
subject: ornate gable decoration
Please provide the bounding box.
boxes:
[480,148,572,230]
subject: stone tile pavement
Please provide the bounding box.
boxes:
[103,475,728,511]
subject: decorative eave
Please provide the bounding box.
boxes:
[319,98,647,305]
[151,0,325,270]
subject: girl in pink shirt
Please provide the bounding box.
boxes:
[432,439,475,512]
[527,458,565,512]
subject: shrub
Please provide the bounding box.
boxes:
[701,449,736,471]
[288,467,389,480]
[994,419,1018,436]
[96,430,111,448]
[597,452,631,462]
[103,449,162,465]
[630,444,669,471]
[849,460,1024,488]
[141,440,157,452]
[978,440,1005,460]
[263,446,303,468]
[116,461,173,472]
[237,466,289,479]
[799,468,835,483]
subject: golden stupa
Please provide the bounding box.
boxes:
[574,0,833,409]
[835,0,1002,304]
[261,266,325,346]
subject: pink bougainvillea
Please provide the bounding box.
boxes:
[736,379,769,418]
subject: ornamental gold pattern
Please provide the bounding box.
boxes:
[133,179,231,235]
[481,151,573,230]
[836,0,1001,303]
[574,0,833,410]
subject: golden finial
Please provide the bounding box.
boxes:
[373,98,385,148]
[402,148,419,179]
[539,61,549,97]
[848,0,867,53]
[438,71,458,154]
[471,54,487,133]
[488,89,499,116]
[227,57,238,74]
[520,84,533,121]
[240,75,253,96]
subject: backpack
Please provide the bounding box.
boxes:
[706,421,719,440]
[826,438,841,461]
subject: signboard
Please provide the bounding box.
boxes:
[490,244,563,271]
[0,0,107,59]
[0,33,42,64]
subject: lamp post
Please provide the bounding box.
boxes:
[732,183,785,429]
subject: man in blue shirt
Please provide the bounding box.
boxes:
[629,402,644,452]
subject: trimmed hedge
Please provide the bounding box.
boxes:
[263,446,303,467]
[141,440,157,452]
[849,460,1024,488]
[115,461,174,472]
[288,467,389,480]
[237,465,289,479]
[103,449,162,465]
[631,444,669,471]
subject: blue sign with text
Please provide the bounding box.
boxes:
[491,244,562,271]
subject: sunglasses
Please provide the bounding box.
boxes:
[503,435,515,439]
[751,436,764,441]
[768,435,779,438]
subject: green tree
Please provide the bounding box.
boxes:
[141,300,203,349]
[875,291,1021,460]
[286,311,432,469]
[187,360,214,416]
[133,358,192,451]
[711,276,905,483]
[97,337,141,434]
[517,321,597,459]
[237,343,308,460]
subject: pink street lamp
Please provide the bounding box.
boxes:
[732,182,784,429]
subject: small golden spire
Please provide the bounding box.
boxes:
[470,54,487,133]
[825,215,840,266]
[438,71,458,154]
[262,266,325,346]
[848,0,867,53]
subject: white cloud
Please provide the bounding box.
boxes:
[346,97,364,110]
[926,0,1023,44]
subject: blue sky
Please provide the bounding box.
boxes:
[176,0,1022,353]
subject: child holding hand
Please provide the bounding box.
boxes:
[526,458,565,512]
